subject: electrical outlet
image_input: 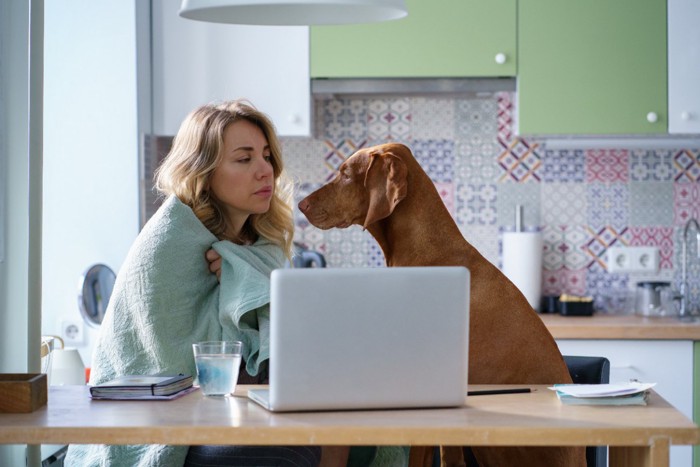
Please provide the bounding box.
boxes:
[61,318,84,345]
[607,246,660,273]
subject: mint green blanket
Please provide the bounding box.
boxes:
[65,195,284,467]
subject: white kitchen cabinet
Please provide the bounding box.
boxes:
[151,0,310,136]
[668,0,700,134]
[557,339,693,467]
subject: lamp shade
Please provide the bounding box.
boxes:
[179,0,408,25]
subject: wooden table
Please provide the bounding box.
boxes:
[1,385,698,467]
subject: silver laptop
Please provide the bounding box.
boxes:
[248,266,470,412]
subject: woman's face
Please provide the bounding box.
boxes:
[210,119,274,236]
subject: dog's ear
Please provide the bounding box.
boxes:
[363,151,408,229]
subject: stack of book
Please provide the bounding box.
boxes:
[89,374,195,400]
[549,382,656,406]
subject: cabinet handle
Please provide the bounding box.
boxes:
[494,53,507,65]
[288,114,302,125]
[646,112,659,123]
[681,111,691,121]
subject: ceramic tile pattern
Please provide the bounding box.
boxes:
[630,149,674,182]
[586,182,629,226]
[542,149,585,183]
[280,93,700,313]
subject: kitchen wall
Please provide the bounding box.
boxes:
[281,93,700,311]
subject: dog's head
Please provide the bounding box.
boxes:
[298,143,408,230]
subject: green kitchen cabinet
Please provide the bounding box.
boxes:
[517,0,667,135]
[310,0,516,78]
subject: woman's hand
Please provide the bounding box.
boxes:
[205,249,222,281]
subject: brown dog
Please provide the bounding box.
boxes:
[298,143,585,467]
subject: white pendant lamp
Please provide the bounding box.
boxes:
[179,0,408,25]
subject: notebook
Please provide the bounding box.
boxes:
[248,266,470,412]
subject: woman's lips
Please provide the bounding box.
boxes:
[255,187,273,198]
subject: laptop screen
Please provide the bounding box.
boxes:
[263,266,470,411]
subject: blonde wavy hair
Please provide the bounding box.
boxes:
[154,100,294,258]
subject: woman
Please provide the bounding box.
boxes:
[156,99,294,258]
[65,100,321,466]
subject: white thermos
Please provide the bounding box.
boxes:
[502,205,543,311]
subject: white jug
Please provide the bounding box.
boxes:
[50,348,86,385]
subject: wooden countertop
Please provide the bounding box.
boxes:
[540,313,700,340]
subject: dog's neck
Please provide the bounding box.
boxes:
[366,160,470,267]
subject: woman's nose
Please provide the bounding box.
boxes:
[257,156,273,178]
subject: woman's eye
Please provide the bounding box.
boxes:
[264,155,272,163]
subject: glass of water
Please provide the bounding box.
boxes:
[192,341,242,396]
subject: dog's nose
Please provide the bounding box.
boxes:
[298,198,309,213]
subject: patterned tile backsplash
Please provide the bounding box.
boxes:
[281,92,700,312]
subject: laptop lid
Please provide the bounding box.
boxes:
[253,266,469,412]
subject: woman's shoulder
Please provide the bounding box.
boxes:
[140,196,216,243]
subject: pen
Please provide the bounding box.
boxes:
[467,388,531,396]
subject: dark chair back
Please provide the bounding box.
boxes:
[563,355,611,467]
[433,355,612,467]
